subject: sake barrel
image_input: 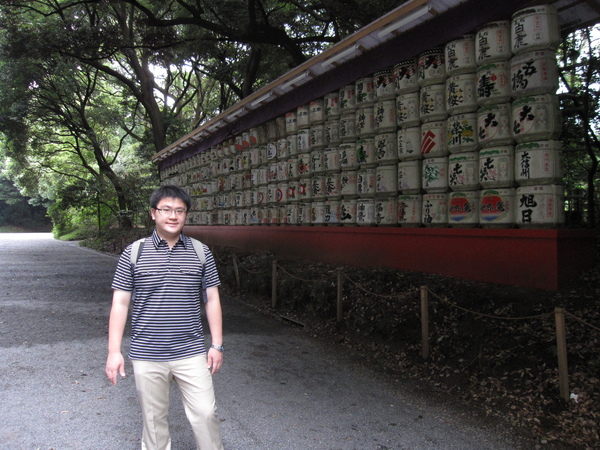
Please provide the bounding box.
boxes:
[324,120,341,145]
[418,48,446,87]
[287,180,299,202]
[324,147,341,173]
[476,61,511,106]
[477,103,513,147]
[511,4,560,55]
[514,140,562,186]
[375,197,398,225]
[356,137,377,168]
[422,157,449,193]
[297,179,312,202]
[340,84,357,111]
[397,195,422,226]
[276,117,286,140]
[287,134,298,156]
[446,73,478,115]
[516,184,564,226]
[376,164,398,196]
[339,142,358,169]
[241,131,251,149]
[445,35,476,76]
[339,112,357,142]
[285,112,297,134]
[324,92,341,118]
[479,188,516,226]
[340,170,358,197]
[510,50,559,98]
[277,160,288,181]
[476,20,512,64]
[297,128,311,153]
[448,152,479,191]
[448,190,480,226]
[373,132,397,165]
[511,94,561,143]
[356,105,376,136]
[397,126,421,161]
[398,160,422,194]
[298,202,312,225]
[422,193,448,226]
[309,99,325,124]
[276,183,289,204]
[420,121,447,158]
[374,99,396,133]
[420,83,447,123]
[355,77,376,105]
[297,152,312,178]
[356,198,376,226]
[340,198,358,224]
[266,141,278,161]
[311,201,327,225]
[396,91,420,128]
[310,123,325,148]
[285,203,299,225]
[296,104,310,129]
[311,148,325,174]
[266,182,278,204]
[479,146,515,188]
[325,200,341,225]
[375,67,396,100]
[287,157,299,180]
[394,58,419,94]
[447,113,478,153]
[357,168,376,197]
[311,175,327,200]
[325,172,342,199]
[277,138,289,160]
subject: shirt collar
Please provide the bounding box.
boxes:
[151,229,189,249]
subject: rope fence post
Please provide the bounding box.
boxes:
[555,307,569,402]
[232,255,241,290]
[336,269,344,323]
[271,259,278,309]
[421,286,430,360]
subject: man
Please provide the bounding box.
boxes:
[106,185,224,450]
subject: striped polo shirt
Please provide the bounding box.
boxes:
[111,230,221,361]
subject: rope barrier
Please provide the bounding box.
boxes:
[426,288,554,321]
[237,259,270,275]
[564,311,600,333]
[276,262,330,283]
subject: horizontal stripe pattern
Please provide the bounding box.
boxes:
[112,230,220,361]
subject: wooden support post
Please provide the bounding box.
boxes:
[420,286,430,360]
[336,269,343,323]
[271,259,278,309]
[555,307,570,402]
[232,255,241,290]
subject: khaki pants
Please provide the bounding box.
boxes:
[132,355,223,450]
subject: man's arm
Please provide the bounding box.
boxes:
[204,286,223,375]
[106,289,132,385]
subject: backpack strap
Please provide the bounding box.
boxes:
[130,237,147,268]
[189,237,206,265]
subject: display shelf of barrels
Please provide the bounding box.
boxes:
[160,4,564,228]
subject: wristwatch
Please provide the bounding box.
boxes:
[210,343,224,352]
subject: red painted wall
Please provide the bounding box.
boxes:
[185,226,597,291]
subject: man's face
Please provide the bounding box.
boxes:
[151,197,188,240]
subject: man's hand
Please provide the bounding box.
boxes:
[106,352,126,385]
[207,348,223,375]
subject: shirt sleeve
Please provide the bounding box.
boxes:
[111,245,134,292]
[202,244,221,289]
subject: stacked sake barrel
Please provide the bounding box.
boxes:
[162,4,564,228]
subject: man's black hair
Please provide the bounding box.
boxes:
[149,185,192,211]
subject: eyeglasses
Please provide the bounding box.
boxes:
[155,207,187,216]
